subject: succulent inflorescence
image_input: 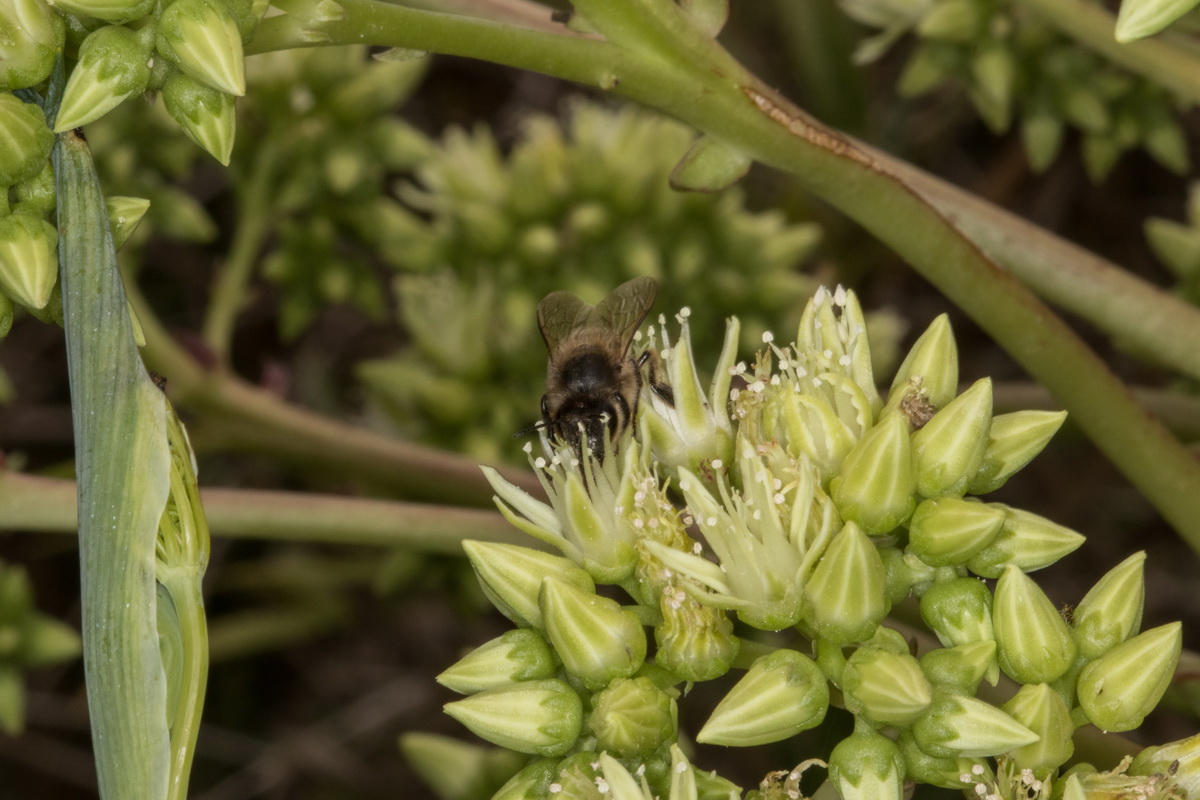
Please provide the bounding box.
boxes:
[438,286,1189,800]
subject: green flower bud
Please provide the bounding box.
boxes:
[0,213,57,309]
[993,565,1077,684]
[919,641,997,693]
[105,195,150,249]
[670,134,751,193]
[1116,0,1197,41]
[805,521,889,644]
[55,25,151,131]
[1130,732,1200,797]
[912,691,1038,758]
[161,72,236,165]
[830,414,916,535]
[1001,683,1074,777]
[696,649,828,746]
[842,647,932,726]
[653,592,739,682]
[911,378,992,498]
[0,93,52,186]
[399,733,529,800]
[50,0,152,22]
[1076,622,1182,732]
[887,313,957,411]
[491,757,560,800]
[0,0,64,90]
[1072,551,1145,660]
[919,576,994,648]
[828,730,905,800]
[1022,97,1065,175]
[436,629,558,695]
[966,506,1085,578]
[781,386,861,482]
[462,541,595,629]
[968,410,1067,495]
[968,42,1015,133]
[156,0,246,96]
[897,729,985,790]
[540,576,646,690]
[443,679,582,758]
[907,497,1005,567]
[588,677,678,759]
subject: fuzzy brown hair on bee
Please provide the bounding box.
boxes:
[534,276,674,459]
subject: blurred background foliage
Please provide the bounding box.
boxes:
[1,0,1199,798]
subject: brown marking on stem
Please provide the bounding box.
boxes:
[740,86,879,170]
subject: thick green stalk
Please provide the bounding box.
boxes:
[0,472,526,551]
[56,130,172,798]
[245,0,1200,550]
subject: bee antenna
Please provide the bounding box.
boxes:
[513,421,544,439]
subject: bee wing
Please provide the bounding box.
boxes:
[596,276,657,352]
[537,290,596,352]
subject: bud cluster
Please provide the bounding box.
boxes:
[837,0,1188,181]
[438,286,1185,800]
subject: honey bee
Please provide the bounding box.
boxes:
[535,276,673,458]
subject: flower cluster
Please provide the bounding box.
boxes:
[837,0,1188,181]
[437,286,1188,800]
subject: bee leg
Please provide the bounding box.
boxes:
[637,349,675,406]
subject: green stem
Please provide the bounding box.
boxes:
[125,279,542,506]
[0,472,527,551]
[200,136,281,362]
[1012,0,1200,104]
[245,0,1200,550]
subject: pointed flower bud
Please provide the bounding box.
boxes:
[828,730,905,800]
[696,649,828,746]
[842,647,932,726]
[966,505,1085,578]
[491,757,560,800]
[805,521,889,644]
[156,0,246,96]
[907,497,1005,567]
[1076,621,1182,732]
[399,733,528,800]
[830,413,916,535]
[653,590,739,682]
[919,641,997,693]
[436,629,558,695]
[0,93,52,186]
[588,676,678,759]
[642,311,735,475]
[911,378,992,498]
[993,565,1077,684]
[1131,732,1200,797]
[888,314,957,411]
[49,0,152,21]
[0,0,64,90]
[539,576,646,690]
[12,160,54,217]
[919,576,994,648]
[106,196,150,249]
[162,72,236,165]
[462,541,594,629]
[443,679,582,758]
[1001,683,1074,777]
[912,691,1038,758]
[968,410,1067,495]
[55,25,152,131]
[1072,551,1145,660]
[0,213,57,309]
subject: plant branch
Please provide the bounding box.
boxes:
[0,472,527,552]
